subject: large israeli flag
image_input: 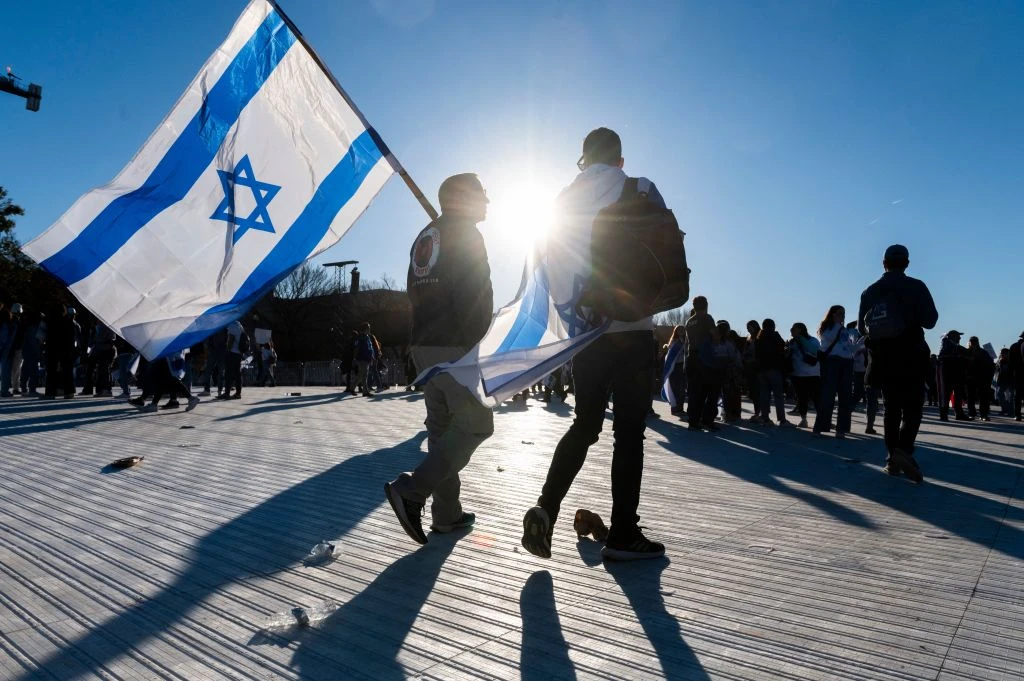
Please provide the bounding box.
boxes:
[23,0,394,359]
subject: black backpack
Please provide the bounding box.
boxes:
[862,289,907,340]
[582,178,690,322]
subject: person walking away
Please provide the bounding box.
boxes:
[937,330,969,421]
[684,296,716,430]
[202,327,227,397]
[663,325,687,417]
[995,347,1014,416]
[342,330,358,394]
[88,323,117,397]
[859,244,938,482]
[965,336,994,421]
[261,342,278,387]
[1008,332,1024,422]
[385,173,494,545]
[0,303,27,396]
[18,310,44,396]
[44,305,78,399]
[742,320,761,418]
[522,128,671,561]
[850,322,868,409]
[720,328,744,422]
[814,305,855,438]
[216,320,245,400]
[788,323,820,429]
[353,323,377,396]
[752,319,791,426]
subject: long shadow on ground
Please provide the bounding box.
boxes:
[12,431,428,681]
[648,418,1024,561]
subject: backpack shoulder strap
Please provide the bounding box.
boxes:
[635,177,652,196]
[621,177,640,200]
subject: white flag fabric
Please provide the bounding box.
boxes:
[23,0,393,359]
[416,164,659,406]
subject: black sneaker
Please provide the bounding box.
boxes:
[882,462,901,476]
[129,397,146,407]
[431,511,476,533]
[601,527,665,561]
[160,401,181,410]
[521,506,553,558]
[384,480,427,544]
[891,448,923,484]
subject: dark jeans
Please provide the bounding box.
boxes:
[224,352,243,395]
[815,356,853,433]
[686,364,719,426]
[205,353,225,394]
[880,379,925,459]
[757,369,786,421]
[852,371,866,406]
[149,360,191,404]
[538,331,653,534]
[966,380,990,419]
[743,365,761,416]
[45,349,75,397]
[865,386,880,427]
[938,368,966,419]
[792,375,819,419]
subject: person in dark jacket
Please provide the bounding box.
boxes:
[937,330,969,421]
[965,336,994,421]
[44,305,79,399]
[385,173,495,546]
[1010,332,1024,422]
[18,310,44,395]
[683,296,716,430]
[858,244,938,482]
[753,319,791,426]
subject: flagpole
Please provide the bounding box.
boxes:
[267,0,439,221]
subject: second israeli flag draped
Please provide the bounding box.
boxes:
[418,164,659,406]
[23,0,394,359]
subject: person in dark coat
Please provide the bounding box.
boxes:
[937,330,969,421]
[858,244,938,482]
[965,336,994,421]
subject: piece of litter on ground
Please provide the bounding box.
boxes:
[496,466,505,472]
[521,440,534,445]
[179,425,195,429]
[748,544,775,553]
[262,601,340,630]
[513,546,520,553]
[660,589,675,596]
[293,420,303,424]
[178,443,200,448]
[110,456,144,468]
[290,392,302,396]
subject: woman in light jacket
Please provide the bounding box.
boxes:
[814,305,855,438]
[788,323,820,429]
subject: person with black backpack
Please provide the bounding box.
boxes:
[858,244,938,482]
[522,127,682,562]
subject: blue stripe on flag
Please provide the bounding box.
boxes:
[40,10,296,286]
[153,129,384,357]
[495,266,550,353]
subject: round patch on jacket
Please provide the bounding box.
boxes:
[412,227,441,278]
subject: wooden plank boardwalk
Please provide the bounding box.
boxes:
[0,388,1021,680]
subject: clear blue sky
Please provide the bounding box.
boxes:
[3,0,1022,351]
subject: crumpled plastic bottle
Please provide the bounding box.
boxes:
[263,601,340,629]
[307,541,336,561]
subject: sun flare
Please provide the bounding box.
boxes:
[487,181,557,247]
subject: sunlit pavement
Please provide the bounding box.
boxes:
[0,388,1021,680]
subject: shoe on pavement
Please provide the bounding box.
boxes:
[891,448,923,483]
[160,401,181,410]
[687,424,704,432]
[865,426,878,435]
[521,506,553,558]
[777,419,794,428]
[882,463,901,476]
[384,479,427,544]
[748,415,764,424]
[835,431,847,440]
[186,396,201,412]
[198,390,211,397]
[140,403,158,413]
[431,511,476,533]
[798,419,809,428]
[129,397,146,407]
[601,527,666,561]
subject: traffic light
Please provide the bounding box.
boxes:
[26,83,41,111]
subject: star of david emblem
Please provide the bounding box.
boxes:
[210,155,281,243]
[553,273,593,337]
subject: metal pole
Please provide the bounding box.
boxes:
[268,0,439,221]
